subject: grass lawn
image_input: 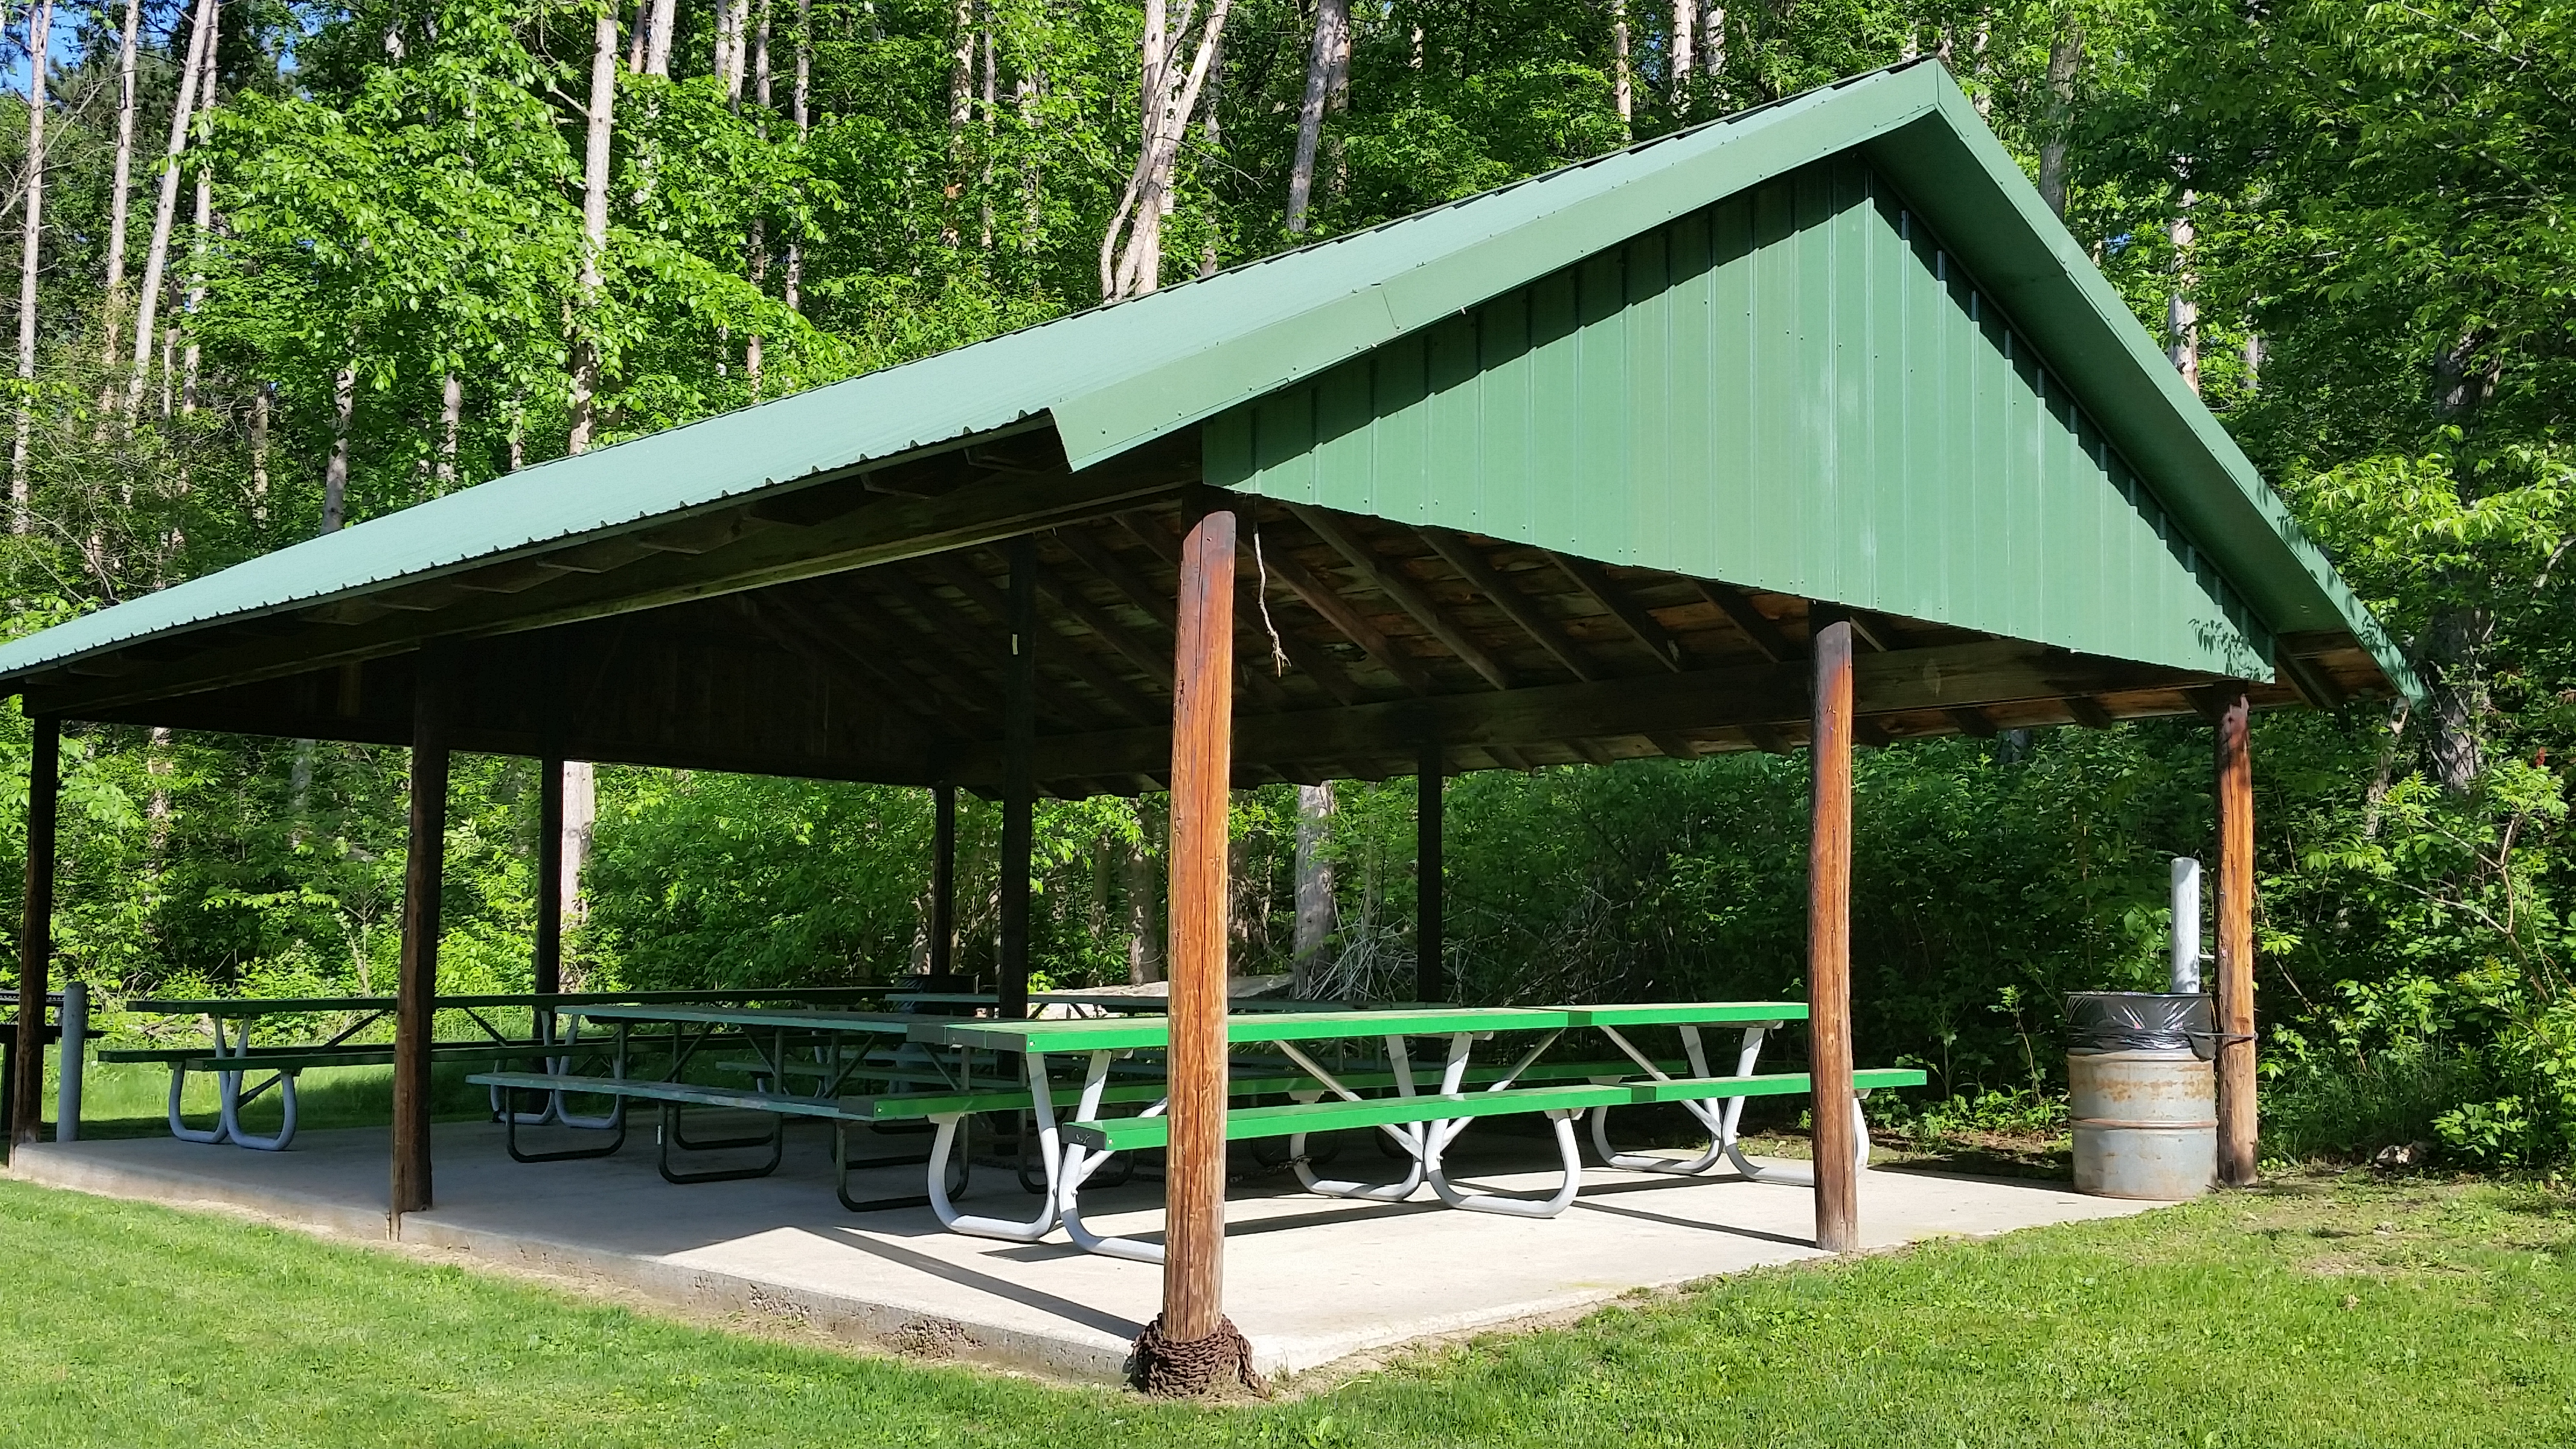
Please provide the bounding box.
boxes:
[0,1169,2566,1447]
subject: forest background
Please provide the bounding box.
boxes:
[0,0,2567,1163]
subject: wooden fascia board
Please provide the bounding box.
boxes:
[948,638,2215,784]
[27,467,1188,716]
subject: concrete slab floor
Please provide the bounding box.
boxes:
[7,1117,2165,1382]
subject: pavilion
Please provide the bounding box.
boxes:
[0,61,2416,1377]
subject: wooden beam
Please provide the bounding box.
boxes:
[930,784,957,979]
[936,554,1156,722]
[1062,523,1289,710]
[1156,505,1239,1378]
[35,464,1190,715]
[998,539,1037,1022]
[1237,557,1368,707]
[2064,696,2115,729]
[2274,648,2347,710]
[793,588,997,725]
[1284,504,1517,691]
[1690,580,1796,663]
[1418,737,1444,1003]
[730,596,946,746]
[953,640,2218,784]
[872,569,1110,730]
[1418,530,1601,682]
[1029,556,1176,689]
[2213,686,2258,1187]
[11,716,55,1145]
[1808,620,1858,1254]
[1549,552,1684,671]
[535,753,565,998]
[393,649,451,1216]
[1946,707,1998,739]
[1253,538,1433,695]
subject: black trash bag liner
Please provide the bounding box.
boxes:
[2066,991,2218,1059]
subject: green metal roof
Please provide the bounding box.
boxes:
[0,61,2416,700]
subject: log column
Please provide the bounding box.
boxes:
[2213,687,2258,1185]
[11,715,58,1146]
[1807,619,1859,1253]
[534,752,565,998]
[1133,505,1260,1396]
[928,783,957,979]
[1417,736,1444,1003]
[997,537,1036,1020]
[393,651,452,1217]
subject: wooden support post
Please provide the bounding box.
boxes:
[998,536,1036,1021]
[534,752,565,998]
[929,783,957,979]
[2213,687,2258,1186]
[1807,620,1859,1254]
[12,715,57,1146]
[393,652,451,1216]
[1134,504,1259,1395]
[1417,736,1444,1004]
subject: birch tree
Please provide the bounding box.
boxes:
[1285,0,1348,233]
[12,0,50,529]
[98,0,142,368]
[1099,0,1232,300]
[2034,15,2082,218]
[566,2,621,455]
[122,0,219,420]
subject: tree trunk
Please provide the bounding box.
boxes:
[1285,0,1347,233]
[645,0,676,77]
[249,380,269,521]
[1126,799,1165,983]
[784,0,807,311]
[13,0,51,531]
[1292,782,1336,997]
[2167,188,2198,394]
[626,0,650,71]
[123,0,217,420]
[2034,20,2082,218]
[436,372,461,489]
[1611,0,1632,135]
[1100,0,1232,301]
[99,0,142,369]
[1670,0,1694,113]
[979,2,997,250]
[567,5,620,455]
[323,362,354,532]
[746,0,770,397]
[559,760,597,986]
[181,29,218,418]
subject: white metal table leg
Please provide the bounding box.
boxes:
[1278,1038,1426,1201]
[930,1047,1076,1243]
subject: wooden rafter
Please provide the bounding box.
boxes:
[1690,579,1795,663]
[1246,535,1433,695]
[1547,551,1684,672]
[935,554,1157,723]
[1283,503,1517,691]
[1418,528,1601,683]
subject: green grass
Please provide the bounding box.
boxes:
[0,1171,2568,1446]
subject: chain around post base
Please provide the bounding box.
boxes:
[1127,1314,1267,1398]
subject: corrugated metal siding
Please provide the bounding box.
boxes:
[1208,155,2273,679]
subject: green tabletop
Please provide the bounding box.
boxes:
[1554,1002,1807,1026]
[565,1003,922,1032]
[126,988,889,1017]
[914,1005,1576,1053]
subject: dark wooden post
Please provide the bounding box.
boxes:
[2213,687,2258,1185]
[1807,619,1859,1253]
[997,535,1036,1020]
[12,715,58,1146]
[928,783,957,979]
[534,752,565,998]
[1417,736,1444,1004]
[393,651,451,1216]
[1134,504,1256,1394]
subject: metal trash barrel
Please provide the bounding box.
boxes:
[2067,992,2217,1200]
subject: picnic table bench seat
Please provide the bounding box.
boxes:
[1046,1067,1928,1263]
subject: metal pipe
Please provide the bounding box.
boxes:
[54,981,83,1142]
[2170,856,2202,995]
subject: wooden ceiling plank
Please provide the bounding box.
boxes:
[1690,580,1796,663]
[1945,706,1999,738]
[724,597,942,750]
[1062,522,1291,710]
[2065,696,2116,729]
[1237,566,1368,707]
[1251,536,1434,695]
[798,584,1002,724]
[1029,557,1176,688]
[752,593,957,730]
[1548,551,1685,672]
[1418,528,1602,683]
[934,555,1157,723]
[871,569,1112,731]
[1283,503,1517,691]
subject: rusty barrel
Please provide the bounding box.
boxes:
[2066,992,2216,1201]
